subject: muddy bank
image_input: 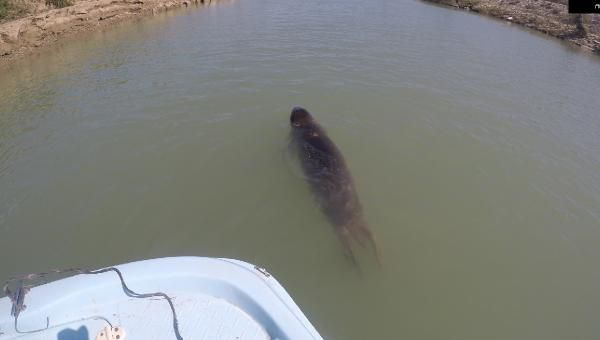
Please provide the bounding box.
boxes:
[423,0,600,54]
[0,0,220,64]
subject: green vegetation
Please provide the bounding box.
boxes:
[457,0,480,8]
[0,0,25,21]
[0,0,8,20]
[45,0,73,8]
[1,0,72,22]
[0,0,9,20]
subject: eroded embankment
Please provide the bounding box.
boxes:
[0,0,221,64]
[423,0,600,54]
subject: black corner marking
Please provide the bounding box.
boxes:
[568,0,600,13]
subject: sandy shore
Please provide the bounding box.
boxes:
[0,0,219,64]
[423,0,600,54]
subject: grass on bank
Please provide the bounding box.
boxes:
[0,0,26,21]
[1,0,73,22]
[45,0,73,8]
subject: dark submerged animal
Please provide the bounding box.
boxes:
[289,107,380,264]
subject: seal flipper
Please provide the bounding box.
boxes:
[365,229,383,267]
[347,219,382,267]
[335,226,358,266]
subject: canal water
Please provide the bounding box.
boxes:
[1,0,600,338]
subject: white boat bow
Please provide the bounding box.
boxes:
[0,257,323,340]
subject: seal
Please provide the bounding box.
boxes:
[289,107,380,264]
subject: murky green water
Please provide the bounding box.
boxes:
[1,0,600,338]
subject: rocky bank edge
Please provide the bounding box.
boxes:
[423,0,600,54]
[0,0,218,64]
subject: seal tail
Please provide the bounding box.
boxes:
[335,227,359,266]
[348,219,382,267]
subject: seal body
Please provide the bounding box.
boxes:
[289,107,379,264]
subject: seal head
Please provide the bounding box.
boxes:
[290,107,315,128]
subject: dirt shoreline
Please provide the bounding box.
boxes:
[422,0,600,54]
[0,0,219,65]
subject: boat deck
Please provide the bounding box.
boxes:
[0,257,322,340]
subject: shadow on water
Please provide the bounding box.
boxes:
[282,137,307,181]
[57,326,89,340]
